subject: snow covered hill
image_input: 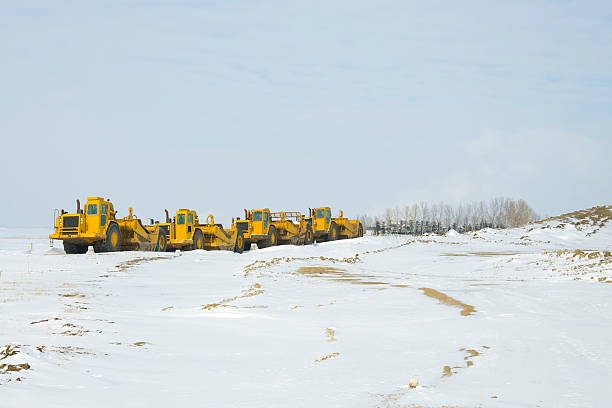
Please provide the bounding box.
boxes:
[1,206,611,407]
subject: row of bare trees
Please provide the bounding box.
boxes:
[357,197,538,234]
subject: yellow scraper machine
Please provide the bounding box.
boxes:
[49,197,166,254]
[239,209,315,249]
[159,209,246,253]
[50,197,363,254]
[308,206,363,242]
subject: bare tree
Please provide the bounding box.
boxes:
[370,197,539,234]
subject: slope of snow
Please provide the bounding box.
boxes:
[0,217,611,407]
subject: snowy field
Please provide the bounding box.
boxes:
[1,208,611,408]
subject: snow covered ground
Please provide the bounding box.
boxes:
[1,208,611,407]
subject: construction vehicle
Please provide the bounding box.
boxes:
[49,197,167,254]
[308,207,363,242]
[159,209,246,253]
[271,211,315,245]
[238,209,315,249]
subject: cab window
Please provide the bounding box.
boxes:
[264,212,269,222]
[187,213,193,224]
[101,203,108,215]
[87,204,98,215]
[316,209,325,218]
[177,214,186,225]
[253,211,262,221]
[326,209,331,218]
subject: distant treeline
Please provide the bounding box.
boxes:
[357,197,539,235]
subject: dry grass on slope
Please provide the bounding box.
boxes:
[537,205,612,234]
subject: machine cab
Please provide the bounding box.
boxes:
[175,209,196,240]
[84,197,114,235]
[314,207,331,232]
[251,208,271,236]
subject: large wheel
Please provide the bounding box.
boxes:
[64,241,88,254]
[93,240,104,253]
[157,232,167,252]
[234,232,245,254]
[304,226,314,245]
[268,226,278,246]
[103,223,121,252]
[192,229,204,250]
[257,238,267,249]
[328,222,338,241]
[243,240,252,251]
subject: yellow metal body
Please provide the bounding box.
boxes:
[310,207,363,241]
[270,211,313,245]
[50,197,166,253]
[161,209,242,252]
[238,209,314,246]
[238,209,272,244]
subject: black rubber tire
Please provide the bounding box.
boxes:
[257,238,267,249]
[105,223,122,252]
[157,233,167,252]
[192,229,204,250]
[64,241,88,254]
[304,226,314,245]
[243,240,252,251]
[93,240,105,253]
[234,231,245,254]
[328,222,338,241]
[268,226,278,246]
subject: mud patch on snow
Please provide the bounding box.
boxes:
[442,347,488,377]
[243,254,360,277]
[53,322,93,337]
[114,256,172,272]
[30,317,61,325]
[38,345,95,356]
[0,345,30,382]
[442,251,520,257]
[542,249,612,281]
[419,288,476,316]
[314,352,340,363]
[296,266,388,286]
[0,345,20,360]
[470,251,520,256]
[201,283,264,310]
[58,292,86,298]
[326,327,337,342]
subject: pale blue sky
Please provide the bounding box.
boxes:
[1,1,611,226]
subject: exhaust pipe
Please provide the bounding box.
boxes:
[76,199,81,214]
[244,209,248,220]
[165,209,170,223]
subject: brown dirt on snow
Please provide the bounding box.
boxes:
[419,288,476,316]
[296,266,410,288]
[539,205,612,234]
[243,254,361,277]
[201,283,264,310]
[326,328,337,342]
[314,352,340,363]
[442,346,488,377]
[114,256,172,272]
[442,251,520,257]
